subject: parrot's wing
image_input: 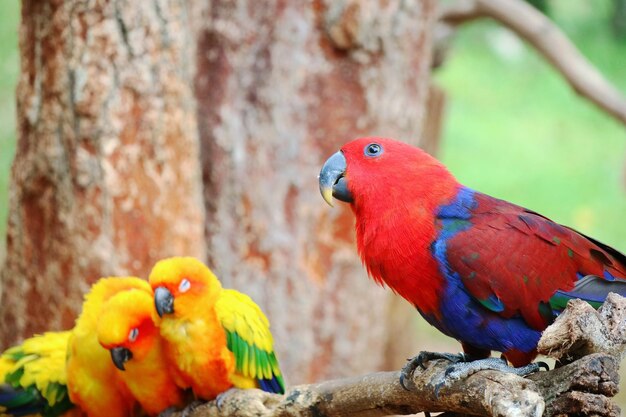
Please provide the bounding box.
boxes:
[442,191,626,330]
[0,331,73,417]
[216,289,285,394]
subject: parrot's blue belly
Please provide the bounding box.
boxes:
[418,283,541,353]
[424,186,541,354]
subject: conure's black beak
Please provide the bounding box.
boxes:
[154,286,174,317]
[319,151,353,206]
[110,347,132,371]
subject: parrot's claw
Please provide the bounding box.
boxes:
[431,358,548,398]
[215,388,240,411]
[400,351,468,391]
[415,351,469,369]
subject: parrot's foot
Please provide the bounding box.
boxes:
[400,351,470,390]
[216,388,241,411]
[181,400,204,417]
[432,358,548,397]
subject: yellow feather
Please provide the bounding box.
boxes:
[215,289,280,385]
[66,276,152,417]
[0,331,71,408]
[216,290,274,354]
[0,357,13,381]
[228,373,256,389]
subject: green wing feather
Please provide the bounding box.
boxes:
[0,331,74,417]
[216,289,285,394]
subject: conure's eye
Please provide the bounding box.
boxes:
[364,143,383,157]
[128,328,139,342]
[179,278,191,293]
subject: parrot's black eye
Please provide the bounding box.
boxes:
[364,143,383,157]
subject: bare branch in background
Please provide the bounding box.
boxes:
[438,0,626,127]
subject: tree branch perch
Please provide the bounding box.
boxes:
[438,0,626,127]
[163,294,626,417]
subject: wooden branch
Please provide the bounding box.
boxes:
[529,354,620,416]
[163,353,620,417]
[538,292,626,362]
[161,295,626,417]
[168,363,544,417]
[438,0,626,127]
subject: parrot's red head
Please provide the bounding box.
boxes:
[319,137,459,309]
[319,137,455,210]
[97,288,159,371]
[149,257,222,321]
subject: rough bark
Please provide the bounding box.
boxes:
[538,293,626,363]
[0,0,206,345]
[420,84,446,158]
[162,354,620,417]
[163,292,626,417]
[194,0,438,384]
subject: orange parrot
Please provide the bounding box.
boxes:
[66,277,152,417]
[97,288,186,416]
[1,277,151,417]
[149,257,285,400]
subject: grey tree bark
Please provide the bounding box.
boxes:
[164,294,626,417]
[0,0,441,387]
[0,0,206,345]
[194,0,438,384]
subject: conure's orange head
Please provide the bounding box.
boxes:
[149,257,222,320]
[97,288,159,370]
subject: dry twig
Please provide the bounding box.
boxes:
[438,0,626,126]
[163,294,626,417]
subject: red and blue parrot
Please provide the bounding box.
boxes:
[319,137,626,379]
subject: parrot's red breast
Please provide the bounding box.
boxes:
[341,138,458,315]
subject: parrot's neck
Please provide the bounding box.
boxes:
[124,337,183,414]
[352,172,460,316]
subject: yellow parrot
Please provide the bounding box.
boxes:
[65,276,152,417]
[96,288,186,415]
[149,257,285,400]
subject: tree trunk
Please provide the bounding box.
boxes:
[0,0,206,345]
[195,0,438,384]
[1,0,441,383]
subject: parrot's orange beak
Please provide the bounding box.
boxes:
[319,151,353,207]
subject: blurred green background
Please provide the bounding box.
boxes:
[433,0,626,408]
[437,0,626,252]
[0,0,19,259]
[0,0,625,407]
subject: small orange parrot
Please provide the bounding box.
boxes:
[66,276,152,417]
[149,257,285,400]
[97,288,186,416]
